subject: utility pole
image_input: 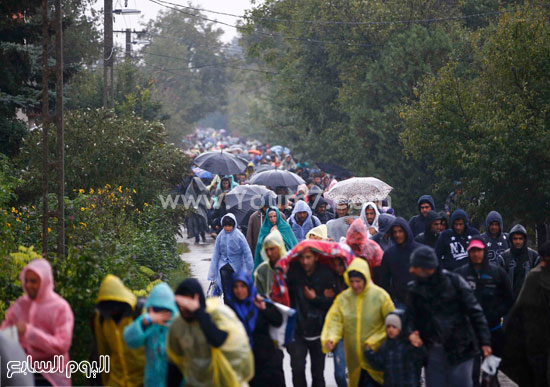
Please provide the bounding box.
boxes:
[114,29,148,58]
[41,0,65,258]
[103,0,114,108]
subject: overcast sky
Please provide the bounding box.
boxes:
[94,0,256,47]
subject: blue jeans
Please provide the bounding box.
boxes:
[426,344,474,387]
[334,340,347,387]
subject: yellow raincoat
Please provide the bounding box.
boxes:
[306,224,329,240]
[321,259,394,386]
[167,297,254,386]
[94,275,146,387]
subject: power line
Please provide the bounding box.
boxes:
[148,0,378,48]
[148,63,279,75]
[152,0,531,26]
[142,55,246,70]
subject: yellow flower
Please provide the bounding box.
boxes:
[48,227,52,233]
[90,188,95,194]
[80,207,85,211]
[7,223,11,227]
[143,203,149,207]
[69,235,72,239]
[79,189,85,194]
[11,207,16,213]
[132,189,137,194]
[16,217,21,222]
[91,204,96,209]
[79,222,87,228]
[117,186,123,193]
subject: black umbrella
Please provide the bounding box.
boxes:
[225,185,275,223]
[193,150,248,175]
[249,169,305,188]
[316,162,353,178]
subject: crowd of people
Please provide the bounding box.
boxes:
[1,129,550,387]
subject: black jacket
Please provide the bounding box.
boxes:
[502,224,540,300]
[408,195,436,237]
[480,211,508,268]
[454,258,514,329]
[414,210,441,248]
[406,269,491,365]
[380,217,421,305]
[286,261,336,338]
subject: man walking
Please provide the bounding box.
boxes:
[481,211,509,268]
[407,246,492,387]
[409,195,436,237]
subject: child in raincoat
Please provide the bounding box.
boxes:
[364,310,426,387]
[321,258,395,387]
[92,274,145,387]
[123,282,179,387]
[167,278,254,387]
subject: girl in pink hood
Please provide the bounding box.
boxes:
[1,258,74,386]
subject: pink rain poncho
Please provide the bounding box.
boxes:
[1,259,74,386]
[346,218,384,275]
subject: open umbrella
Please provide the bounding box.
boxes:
[225,185,275,223]
[192,167,213,179]
[326,177,393,203]
[279,240,355,273]
[249,169,305,188]
[254,164,277,174]
[316,162,353,178]
[193,150,248,175]
[270,145,291,155]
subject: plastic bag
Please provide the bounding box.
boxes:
[268,301,297,348]
[207,281,221,298]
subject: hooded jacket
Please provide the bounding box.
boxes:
[435,209,480,271]
[480,211,509,267]
[406,268,491,365]
[379,218,422,305]
[502,224,540,299]
[414,210,441,248]
[307,224,329,240]
[246,207,287,257]
[93,275,146,387]
[253,207,297,269]
[1,259,74,386]
[327,215,359,242]
[123,282,179,387]
[254,229,288,296]
[364,310,427,387]
[208,213,254,292]
[360,202,380,237]
[454,247,514,329]
[371,214,396,252]
[289,200,322,241]
[408,195,436,237]
[321,259,395,386]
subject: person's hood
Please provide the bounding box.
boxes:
[145,282,178,316]
[509,224,527,239]
[260,229,288,262]
[308,185,323,198]
[346,218,369,246]
[377,213,396,235]
[450,209,469,227]
[389,217,416,249]
[306,224,328,240]
[424,210,442,233]
[220,213,238,228]
[485,211,504,236]
[314,196,328,210]
[297,184,308,196]
[20,258,55,303]
[175,278,206,309]
[360,202,380,227]
[228,272,257,303]
[344,258,371,292]
[290,200,313,223]
[417,195,436,213]
[96,274,137,308]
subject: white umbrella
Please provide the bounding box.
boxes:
[326,177,392,203]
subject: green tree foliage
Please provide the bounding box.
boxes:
[15,109,190,206]
[143,8,231,143]
[242,0,515,216]
[401,4,550,225]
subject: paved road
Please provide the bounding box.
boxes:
[178,234,517,387]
